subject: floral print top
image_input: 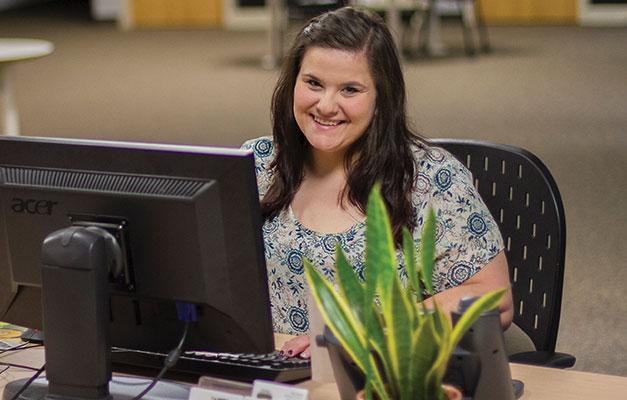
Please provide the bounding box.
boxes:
[241,136,504,335]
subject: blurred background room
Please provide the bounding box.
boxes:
[0,0,626,378]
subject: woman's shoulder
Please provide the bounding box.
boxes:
[241,136,275,160]
[409,140,481,211]
[241,136,275,198]
[412,142,472,181]
[241,135,276,172]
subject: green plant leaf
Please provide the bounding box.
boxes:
[304,259,368,369]
[365,183,397,301]
[408,315,439,400]
[364,186,399,385]
[363,186,398,395]
[335,244,366,321]
[365,352,390,400]
[336,243,389,387]
[306,183,509,400]
[383,277,414,399]
[419,208,436,296]
[403,227,423,304]
[304,258,389,400]
[424,304,453,399]
[365,304,388,377]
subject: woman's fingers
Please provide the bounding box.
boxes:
[280,334,310,358]
[299,347,310,359]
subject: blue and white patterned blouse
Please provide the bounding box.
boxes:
[241,136,504,335]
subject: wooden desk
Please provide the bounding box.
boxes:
[507,363,627,399]
[2,343,627,399]
[298,363,627,400]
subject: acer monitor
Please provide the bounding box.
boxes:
[0,136,273,399]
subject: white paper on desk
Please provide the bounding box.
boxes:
[250,380,308,400]
[189,379,308,400]
[190,376,252,400]
[189,386,248,400]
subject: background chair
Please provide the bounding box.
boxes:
[451,0,490,55]
[405,0,490,56]
[431,139,576,368]
[285,0,347,22]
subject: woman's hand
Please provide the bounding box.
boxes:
[280,334,311,359]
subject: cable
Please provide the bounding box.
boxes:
[0,343,44,371]
[130,321,190,400]
[0,342,27,354]
[8,364,46,400]
[0,362,42,372]
[0,343,42,355]
[0,342,44,398]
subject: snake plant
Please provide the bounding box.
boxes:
[304,185,506,400]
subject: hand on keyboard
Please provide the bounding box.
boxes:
[279,334,310,359]
[183,350,311,382]
[185,350,310,368]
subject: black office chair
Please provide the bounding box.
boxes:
[431,139,576,368]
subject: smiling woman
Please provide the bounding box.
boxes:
[293,47,377,158]
[241,6,513,360]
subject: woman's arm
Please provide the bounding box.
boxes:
[423,251,514,330]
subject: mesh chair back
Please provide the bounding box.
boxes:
[431,139,566,353]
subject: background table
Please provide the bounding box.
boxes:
[0,39,54,136]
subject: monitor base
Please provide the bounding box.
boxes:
[3,376,190,400]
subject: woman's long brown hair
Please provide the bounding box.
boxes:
[262,7,427,246]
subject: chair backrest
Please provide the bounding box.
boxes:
[431,139,566,353]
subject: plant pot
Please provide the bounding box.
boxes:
[355,384,463,400]
[319,326,464,400]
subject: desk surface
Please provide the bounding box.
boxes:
[2,343,627,399]
[299,363,627,400]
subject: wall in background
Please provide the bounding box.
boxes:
[478,0,577,23]
[125,0,222,28]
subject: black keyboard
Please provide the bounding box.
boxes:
[111,347,312,383]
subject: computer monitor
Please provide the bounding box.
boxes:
[0,136,274,399]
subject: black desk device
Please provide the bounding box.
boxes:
[449,297,522,400]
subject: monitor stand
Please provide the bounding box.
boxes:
[1,226,190,400]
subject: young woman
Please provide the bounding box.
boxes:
[242,7,513,358]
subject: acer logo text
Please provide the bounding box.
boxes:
[11,198,58,215]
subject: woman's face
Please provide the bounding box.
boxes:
[293,46,377,157]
